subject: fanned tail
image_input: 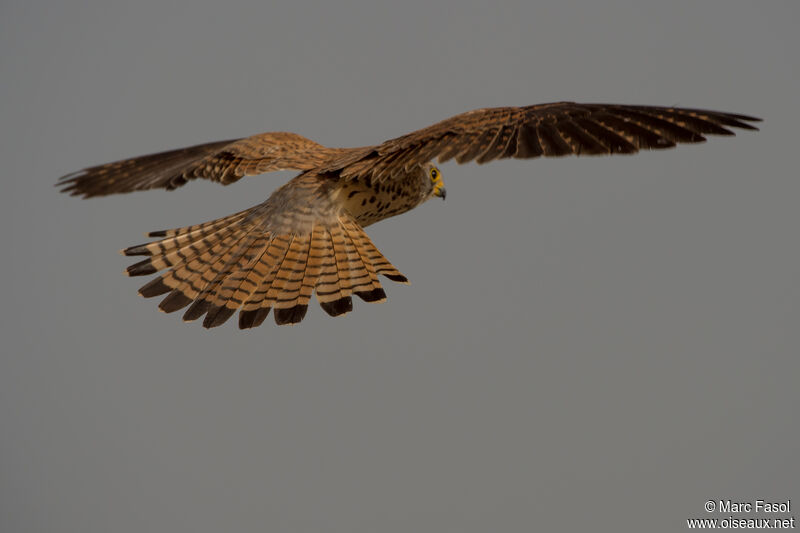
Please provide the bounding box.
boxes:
[235,213,408,328]
[123,208,407,329]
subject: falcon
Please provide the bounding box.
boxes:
[58,102,760,328]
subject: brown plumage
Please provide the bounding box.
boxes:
[58,102,760,328]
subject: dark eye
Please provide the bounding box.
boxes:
[430,169,438,180]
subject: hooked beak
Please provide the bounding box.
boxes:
[434,186,447,200]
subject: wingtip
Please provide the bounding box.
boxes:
[732,112,763,123]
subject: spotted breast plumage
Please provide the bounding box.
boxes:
[58,102,760,328]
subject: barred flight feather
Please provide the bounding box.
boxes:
[123,203,406,328]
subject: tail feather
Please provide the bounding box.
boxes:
[126,222,244,277]
[237,235,293,328]
[342,217,408,283]
[184,232,263,327]
[329,225,355,296]
[123,208,252,263]
[162,226,254,304]
[148,208,252,239]
[338,224,374,295]
[126,207,407,328]
[131,221,259,320]
[309,227,350,318]
[265,235,301,308]
[216,233,272,314]
[341,218,388,302]
[298,224,327,306]
[271,234,312,325]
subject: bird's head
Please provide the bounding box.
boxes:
[423,163,446,201]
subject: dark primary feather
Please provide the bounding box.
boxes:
[320,102,761,181]
[57,139,239,198]
[58,102,760,199]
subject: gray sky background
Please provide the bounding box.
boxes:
[1,1,798,532]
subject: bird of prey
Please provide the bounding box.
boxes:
[58,102,759,329]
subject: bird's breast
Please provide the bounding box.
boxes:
[335,174,426,227]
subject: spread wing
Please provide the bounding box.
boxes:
[320,102,761,182]
[58,132,350,198]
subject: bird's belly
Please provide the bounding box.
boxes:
[335,178,423,227]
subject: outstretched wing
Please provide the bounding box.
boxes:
[58,132,349,198]
[320,102,761,182]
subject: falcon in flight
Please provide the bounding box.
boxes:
[58,102,759,328]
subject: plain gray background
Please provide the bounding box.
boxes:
[1,1,797,532]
